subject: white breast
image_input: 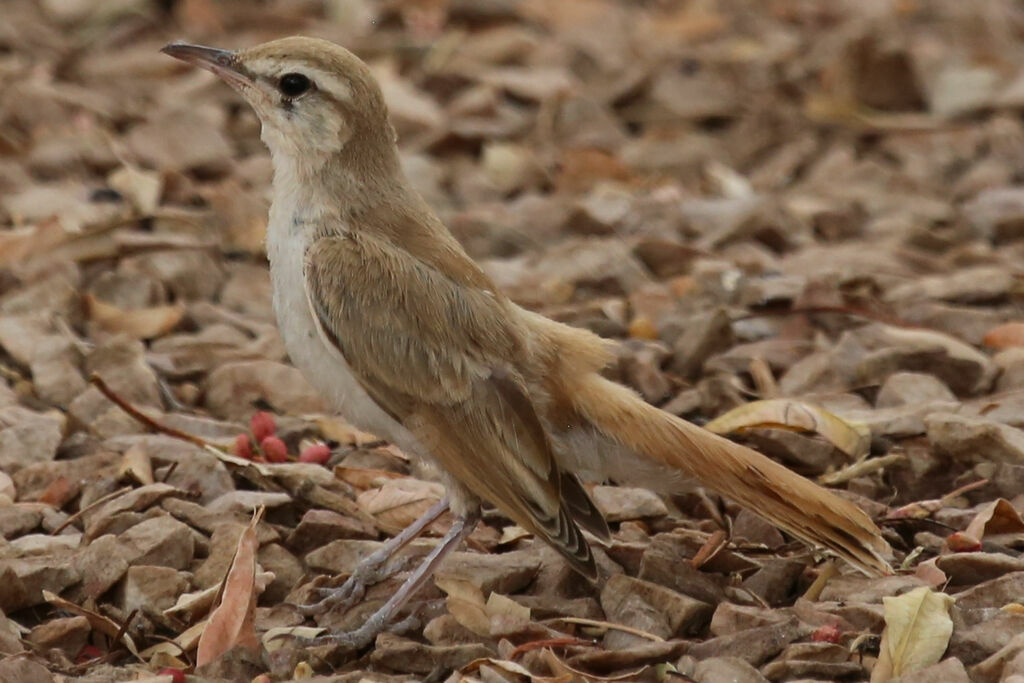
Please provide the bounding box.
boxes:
[265,171,425,458]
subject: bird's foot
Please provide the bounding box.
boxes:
[296,614,419,651]
[297,555,415,617]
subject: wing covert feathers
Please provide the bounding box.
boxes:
[569,374,894,576]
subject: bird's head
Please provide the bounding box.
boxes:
[162,37,396,167]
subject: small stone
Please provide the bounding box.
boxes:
[927,413,1024,464]
[368,633,494,675]
[687,619,810,664]
[286,509,378,554]
[709,603,788,637]
[117,515,195,570]
[28,615,91,658]
[205,360,327,421]
[637,533,726,605]
[117,565,190,614]
[742,559,805,607]
[70,534,132,602]
[937,553,1024,587]
[590,486,668,522]
[819,574,929,604]
[668,308,733,379]
[693,657,769,683]
[955,572,1024,611]
[600,574,713,647]
[0,406,65,474]
[876,372,957,407]
[0,504,44,539]
[436,549,542,595]
[893,657,970,683]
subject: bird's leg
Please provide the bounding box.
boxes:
[300,497,450,616]
[305,508,479,650]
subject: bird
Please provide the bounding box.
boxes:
[161,37,893,649]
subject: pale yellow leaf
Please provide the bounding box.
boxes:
[705,398,870,458]
[872,586,954,681]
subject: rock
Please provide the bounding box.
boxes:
[0,555,79,611]
[955,572,1024,611]
[927,413,1024,464]
[368,633,494,675]
[937,553,1024,586]
[436,549,542,595]
[12,452,119,501]
[761,658,865,681]
[709,603,789,637]
[669,308,733,379]
[732,509,786,548]
[893,657,970,683]
[687,619,810,665]
[637,533,726,605]
[599,574,713,647]
[0,504,44,539]
[742,559,805,607]
[851,324,997,396]
[28,615,90,658]
[69,534,132,602]
[306,539,392,576]
[117,565,190,615]
[257,543,304,604]
[0,657,54,683]
[117,515,195,570]
[286,509,378,554]
[963,186,1024,244]
[819,574,929,604]
[693,656,770,683]
[949,609,1024,665]
[885,266,1014,305]
[511,595,603,621]
[204,360,327,421]
[877,372,957,407]
[590,486,668,522]
[995,349,1024,392]
[0,406,65,474]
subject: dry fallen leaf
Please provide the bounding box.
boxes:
[705,398,871,458]
[964,498,1024,542]
[871,586,955,681]
[356,477,445,534]
[107,164,163,215]
[118,442,155,485]
[195,508,264,666]
[84,292,185,339]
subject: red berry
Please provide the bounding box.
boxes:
[946,531,982,553]
[76,644,103,663]
[250,411,276,442]
[811,624,841,644]
[261,435,289,463]
[234,433,253,460]
[157,669,186,683]
[299,443,332,464]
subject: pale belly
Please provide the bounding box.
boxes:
[266,222,425,457]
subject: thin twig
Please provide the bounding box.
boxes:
[818,453,907,486]
[90,373,211,448]
[49,486,132,535]
[508,637,596,659]
[551,617,665,642]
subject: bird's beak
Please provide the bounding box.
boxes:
[161,42,253,89]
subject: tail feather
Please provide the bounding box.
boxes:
[570,374,893,576]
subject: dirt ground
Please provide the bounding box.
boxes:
[3,0,1024,681]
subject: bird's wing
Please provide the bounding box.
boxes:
[303,232,604,577]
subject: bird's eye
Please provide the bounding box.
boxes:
[278,73,311,98]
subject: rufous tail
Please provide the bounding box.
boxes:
[571,373,893,576]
